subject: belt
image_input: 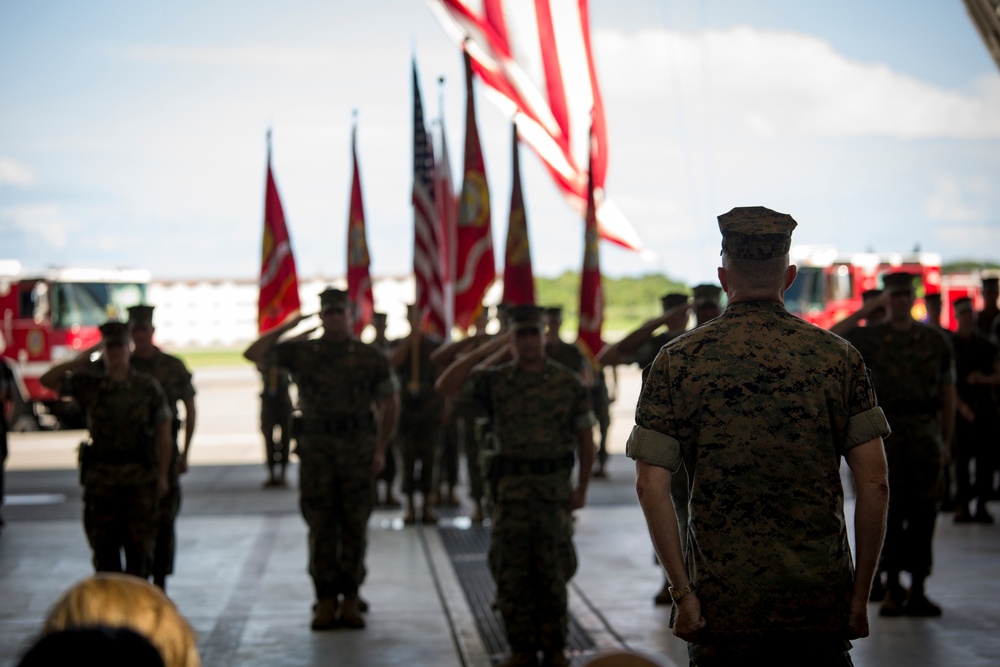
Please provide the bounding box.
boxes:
[301,415,372,434]
[496,452,575,477]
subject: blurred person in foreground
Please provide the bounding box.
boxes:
[630,206,890,667]
[38,572,199,667]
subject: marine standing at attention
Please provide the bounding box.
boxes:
[630,206,890,666]
[244,288,399,631]
[127,305,197,592]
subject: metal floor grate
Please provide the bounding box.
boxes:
[438,524,595,661]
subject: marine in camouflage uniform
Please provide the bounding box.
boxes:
[843,271,956,618]
[127,305,196,591]
[437,304,595,667]
[950,297,1000,524]
[629,207,890,666]
[370,312,401,507]
[390,304,444,524]
[40,321,172,577]
[0,360,14,532]
[259,361,294,487]
[244,288,399,631]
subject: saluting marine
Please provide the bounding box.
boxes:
[40,321,172,577]
[244,288,399,631]
[437,304,595,667]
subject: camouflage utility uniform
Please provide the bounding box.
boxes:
[846,321,955,581]
[130,349,195,583]
[469,358,595,656]
[629,300,890,660]
[62,367,170,576]
[395,336,444,499]
[260,363,294,477]
[269,337,397,601]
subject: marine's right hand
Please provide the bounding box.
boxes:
[672,594,707,641]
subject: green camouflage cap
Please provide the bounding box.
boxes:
[506,304,545,331]
[319,288,349,313]
[692,284,722,305]
[99,321,130,345]
[127,304,154,328]
[882,272,916,294]
[718,206,797,260]
[660,293,689,311]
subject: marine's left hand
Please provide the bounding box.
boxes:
[569,487,587,511]
[846,602,870,639]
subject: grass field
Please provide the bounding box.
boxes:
[175,348,254,368]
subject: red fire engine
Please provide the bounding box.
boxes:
[0,260,150,429]
[785,246,982,331]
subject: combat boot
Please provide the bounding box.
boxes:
[310,597,339,630]
[339,594,366,629]
[540,649,570,667]
[498,651,538,667]
[421,505,439,525]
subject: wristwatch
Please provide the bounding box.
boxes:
[668,584,693,601]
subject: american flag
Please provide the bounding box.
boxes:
[412,61,447,337]
[427,0,643,253]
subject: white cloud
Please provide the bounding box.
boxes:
[595,26,1000,139]
[0,157,35,186]
[0,204,74,249]
[107,44,340,69]
[924,174,992,222]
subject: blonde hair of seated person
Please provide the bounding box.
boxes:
[42,573,200,667]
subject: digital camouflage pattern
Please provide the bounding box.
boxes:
[844,321,955,498]
[130,348,195,580]
[628,300,890,642]
[545,340,587,378]
[269,337,397,599]
[260,363,294,467]
[469,359,595,653]
[635,330,685,371]
[63,366,170,575]
[394,335,444,495]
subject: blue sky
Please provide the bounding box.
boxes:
[1,0,998,287]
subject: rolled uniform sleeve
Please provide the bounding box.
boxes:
[626,425,683,472]
[574,410,597,433]
[843,346,891,451]
[627,351,684,472]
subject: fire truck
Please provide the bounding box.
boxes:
[0,260,150,430]
[784,246,982,331]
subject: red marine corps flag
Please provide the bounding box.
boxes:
[412,60,448,337]
[577,137,604,366]
[502,123,535,305]
[257,131,301,334]
[347,118,374,336]
[453,48,495,330]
